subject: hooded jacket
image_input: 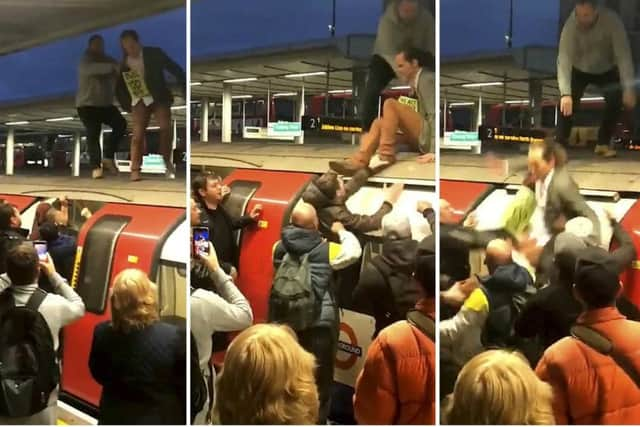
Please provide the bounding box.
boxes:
[273,225,362,329]
[373,3,435,73]
[302,169,392,241]
[353,238,421,336]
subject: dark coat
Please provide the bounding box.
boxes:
[116,46,186,112]
[302,169,392,241]
[89,321,187,425]
[353,238,421,336]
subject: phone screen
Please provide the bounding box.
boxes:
[34,241,48,261]
[192,227,210,257]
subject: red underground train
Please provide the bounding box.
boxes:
[1,194,187,418]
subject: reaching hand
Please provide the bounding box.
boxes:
[383,183,404,205]
[39,254,57,278]
[560,96,573,117]
[250,204,263,220]
[199,243,220,271]
[331,221,345,234]
[417,201,432,213]
[417,153,435,164]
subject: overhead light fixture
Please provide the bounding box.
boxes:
[45,116,74,122]
[121,112,128,115]
[391,85,411,90]
[5,121,29,126]
[273,92,297,97]
[285,71,326,78]
[147,126,160,130]
[190,81,203,86]
[505,100,529,104]
[171,105,187,110]
[581,96,605,102]
[57,134,73,138]
[328,89,352,94]
[449,102,475,107]
[461,82,504,88]
[232,95,253,99]
[223,77,258,83]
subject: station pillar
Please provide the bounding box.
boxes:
[295,83,306,145]
[5,128,14,176]
[222,83,232,144]
[351,69,367,121]
[72,133,81,177]
[201,97,209,142]
[476,94,483,130]
[529,78,543,128]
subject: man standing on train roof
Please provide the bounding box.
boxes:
[361,0,434,132]
[556,0,636,157]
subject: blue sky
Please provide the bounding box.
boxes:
[0,7,186,104]
[0,1,560,104]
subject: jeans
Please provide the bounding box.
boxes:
[77,106,127,169]
[556,67,623,147]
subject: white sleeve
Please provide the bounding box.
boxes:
[209,268,253,332]
[329,229,363,270]
[439,307,484,347]
[49,272,85,326]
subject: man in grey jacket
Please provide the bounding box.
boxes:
[190,198,252,425]
[0,242,85,425]
[361,0,434,132]
[76,35,127,180]
[556,0,635,157]
[331,47,435,175]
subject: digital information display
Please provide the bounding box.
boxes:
[478,125,546,144]
[301,116,363,134]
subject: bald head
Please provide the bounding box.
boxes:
[485,239,512,273]
[291,202,319,230]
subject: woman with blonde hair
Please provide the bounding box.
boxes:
[442,349,555,425]
[89,269,186,425]
[214,323,319,425]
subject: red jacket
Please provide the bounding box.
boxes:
[536,307,640,425]
[353,298,435,425]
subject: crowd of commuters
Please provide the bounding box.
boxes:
[439,136,640,424]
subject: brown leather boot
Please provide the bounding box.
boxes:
[329,158,365,176]
[102,159,118,175]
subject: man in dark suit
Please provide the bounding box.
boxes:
[115,30,186,182]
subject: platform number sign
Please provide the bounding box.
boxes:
[302,116,322,131]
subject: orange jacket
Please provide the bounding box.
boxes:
[535,307,640,425]
[353,298,435,425]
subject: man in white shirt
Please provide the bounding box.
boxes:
[556,0,636,157]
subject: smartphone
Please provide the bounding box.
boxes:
[192,227,210,257]
[34,240,48,261]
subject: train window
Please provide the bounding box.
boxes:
[75,215,130,314]
[222,180,261,257]
[155,261,187,320]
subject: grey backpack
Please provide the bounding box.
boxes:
[268,252,316,331]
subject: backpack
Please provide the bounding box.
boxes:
[370,257,422,331]
[481,283,537,349]
[189,288,212,423]
[0,288,59,417]
[268,251,317,331]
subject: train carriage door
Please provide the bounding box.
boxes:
[221,180,260,265]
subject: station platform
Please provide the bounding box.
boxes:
[441,148,640,193]
[0,174,186,207]
[191,141,434,182]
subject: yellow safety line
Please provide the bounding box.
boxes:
[57,419,67,425]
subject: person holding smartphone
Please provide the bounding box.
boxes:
[189,197,253,424]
